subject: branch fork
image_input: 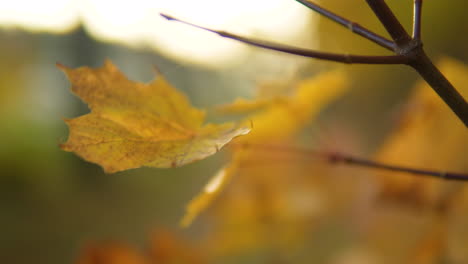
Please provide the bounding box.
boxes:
[161,0,468,126]
[160,0,468,180]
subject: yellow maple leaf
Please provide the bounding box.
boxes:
[58,60,250,173]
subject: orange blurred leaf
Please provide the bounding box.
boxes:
[150,229,205,264]
[75,230,205,264]
[75,243,149,264]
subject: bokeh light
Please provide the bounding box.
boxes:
[0,0,312,67]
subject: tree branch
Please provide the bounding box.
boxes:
[161,0,468,126]
[295,0,396,51]
[361,0,468,126]
[409,51,468,126]
[160,14,407,65]
[365,0,412,46]
[412,0,423,40]
[235,143,468,181]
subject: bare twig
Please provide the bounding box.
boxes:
[295,0,396,51]
[235,143,468,181]
[365,0,412,46]
[161,0,468,126]
[412,0,423,40]
[160,0,468,182]
[411,51,468,123]
[160,14,407,64]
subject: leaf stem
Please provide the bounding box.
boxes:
[295,0,396,51]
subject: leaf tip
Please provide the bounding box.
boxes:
[59,142,71,151]
[56,62,70,72]
[179,215,193,229]
[102,58,120,72]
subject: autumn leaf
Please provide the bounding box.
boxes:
[216,74,297,115]
[75,242,149,264]
[235,70,348,143]
[180,150,244,227]
[375,57,468,207]
[181,70,348,227]
[75,229,205,264]
[364,57,468,263]
[58,60,250,173]
[216,97,287,115]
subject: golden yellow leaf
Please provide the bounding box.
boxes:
[59,60,250,173]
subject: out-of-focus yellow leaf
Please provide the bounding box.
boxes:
[180,151,243,227]
[239,69,347,143]
[375,57,468,206]
[407,219,446,264]
[181,70,348,227]
[149,229,205,264]
[75,229,205,264]
[216,97,287,115]
[216,72,299,115]
[58,60,250,173]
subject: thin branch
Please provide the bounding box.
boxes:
[363,0,468,125]
[330,154,468,181]
[410,52,468,127]
[295,0,396,51]
[234,143,468,181]
[161,0,468,125]
[160,14,408,65]
[412,0,423,40]
[365,0,412,46]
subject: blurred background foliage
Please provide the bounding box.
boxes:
[0,1,467,263]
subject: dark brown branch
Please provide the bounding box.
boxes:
[295,0,396,51]
[329,153,467,181]
[365,0,412,46]
[409,51,468,126]
[161,0,468,126]
[160,14,407,65]
[412,0,423,40]
[235,143,468,181]
[362,0,468,126]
